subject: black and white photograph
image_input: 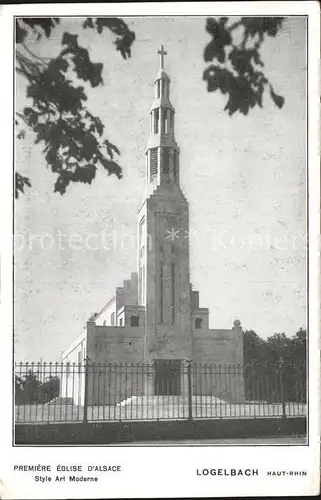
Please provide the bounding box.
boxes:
[0,2,319,499]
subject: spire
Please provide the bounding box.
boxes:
[145,46,180,187]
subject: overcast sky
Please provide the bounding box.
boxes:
[15,16,307,361]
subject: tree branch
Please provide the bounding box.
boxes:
[21,42,51,64]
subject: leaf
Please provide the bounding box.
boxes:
[92,116,104,135]
[17,130,26,140]
[87,18,136,59]
[18,18,60,41]
[241,17,284,39]
[100,156,122,179]
[269,85,285,109]
[203,65,236,95]
[204,41,225,63]
[204,18,231,63]
[15,173,31,198]
[83,18,94,29]
[59,37,104,88]
[104,138,120,158]
[229,48,257,76]
[54,173,71,195]
[204,17,285,117]
[62,31,78,47]
[73,164,97,184]
[205,18,219,36]
[48,57,68,73]
[23,107,38,126]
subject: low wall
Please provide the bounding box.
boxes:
[193,328,244,365]
[86,325,145,405]
[15,417,306,445]
[193,328,245,402]
[92,326,145,363]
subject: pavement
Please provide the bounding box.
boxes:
[109,436,307,446]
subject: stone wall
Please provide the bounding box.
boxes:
[193,326,245,402]
[148,324,192,360]
[90,325,145,362]
[116,305,145,328]
[61,316,245,405]
[86,323,145,404]
[60,332,87,405]
[95,298,116,326]
[193,327,244,364]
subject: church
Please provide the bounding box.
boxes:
[61,46,244,405]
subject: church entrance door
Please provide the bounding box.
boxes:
[154,359,181,395]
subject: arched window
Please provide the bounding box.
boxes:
[119,318,123,327]
[195,318,202,329]
[157,80,160,98]
[130,315,140,327]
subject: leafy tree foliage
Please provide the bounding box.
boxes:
[203,17,285,115]
[15,17,135,197]
[15,369,60,404]
[244,328,306,366]
[243,328,306,403]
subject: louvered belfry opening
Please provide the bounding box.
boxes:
[150,147,158,180]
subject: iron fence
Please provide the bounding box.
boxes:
[14,360,307,424]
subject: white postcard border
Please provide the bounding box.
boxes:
[0,2,319,498]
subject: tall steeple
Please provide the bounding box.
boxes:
[145,45,180,186]
[137,45,190,348]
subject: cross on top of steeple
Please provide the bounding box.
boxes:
[158,44,167,70]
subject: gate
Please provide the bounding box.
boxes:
[154,359,181,395]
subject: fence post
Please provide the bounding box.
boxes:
[187,360,193,421]
[83,357,89,424]
[279,358,286,419]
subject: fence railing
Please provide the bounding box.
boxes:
[14,360,307,424]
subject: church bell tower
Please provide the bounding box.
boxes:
[145,45,180,187]
[137,46,192,362]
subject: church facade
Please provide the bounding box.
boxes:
[61,47,244,405]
